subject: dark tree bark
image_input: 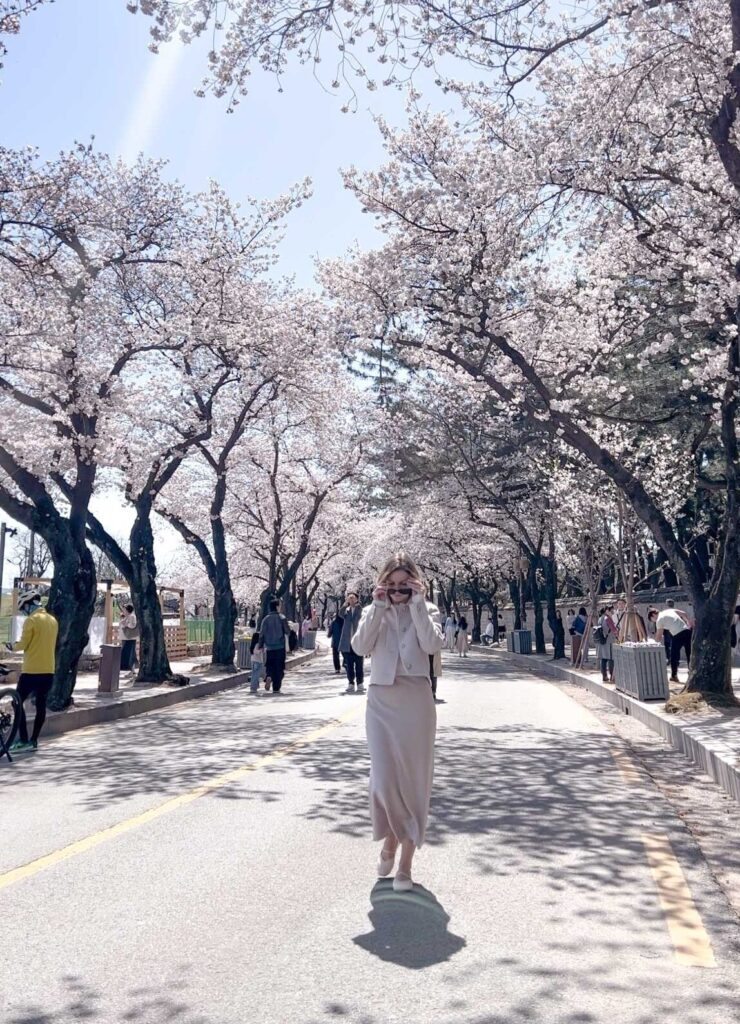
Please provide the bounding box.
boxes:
[528,561,546,654]
[509,578,521,630]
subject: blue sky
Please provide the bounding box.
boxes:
[0,0,436,285]
[0,0,454,581]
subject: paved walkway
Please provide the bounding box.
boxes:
[2,650,739,1023]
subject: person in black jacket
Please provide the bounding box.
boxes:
[327,611,344,674]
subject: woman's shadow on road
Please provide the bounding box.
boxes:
[353,880,466,969]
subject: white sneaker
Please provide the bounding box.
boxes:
[393,872,413,892]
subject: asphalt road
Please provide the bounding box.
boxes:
[1,650,739,1024]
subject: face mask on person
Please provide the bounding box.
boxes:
[22,602,39,616]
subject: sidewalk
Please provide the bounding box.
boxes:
[38,646,323,739]
[475,645,740,804]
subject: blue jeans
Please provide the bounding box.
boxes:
[250,662,263,691]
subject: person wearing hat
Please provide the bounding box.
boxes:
[5,591,58,751]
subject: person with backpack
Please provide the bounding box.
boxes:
[570,607,588,665]
[259,599,290,693]
[6,591,58,751]
[594,605,618,682]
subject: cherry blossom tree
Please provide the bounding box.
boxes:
[321,0,740,700]
[0,145,202,706]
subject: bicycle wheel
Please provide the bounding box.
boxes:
[0,687,20,758]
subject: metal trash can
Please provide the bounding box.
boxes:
[302,630,317,650]
[512,629,532,655]
[614,644,668,700]
[506,632,514,652]
[236,638,251,669]
[98,644,122,693]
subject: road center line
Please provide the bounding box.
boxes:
[609,744,642,785]
[0,705,363,892]
[641,833,717,968]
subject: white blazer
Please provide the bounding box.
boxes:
[352,596,444,685]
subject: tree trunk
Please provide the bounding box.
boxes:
[685,582,739,699]
[509,578,521,630]
[211,580,237,668]
[130,501,174,684]
[46,528,97,711]
[543,554,558,636]
[528,563,546,654]
[470,592,482,643]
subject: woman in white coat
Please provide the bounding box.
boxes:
[352,552,444,892]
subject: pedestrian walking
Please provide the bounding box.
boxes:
[119,603,139,676]
[482,617,495,646]
[571,606,588,665]
[646,607,658,638]
[614,596,627,636]
[6,591,58,751]
[352,552,444,892]
[565,608,575,635]
[444,614,456,651]
[595,604,618,682]
[259,599,290,693]
[552,610,566,660]
[655,603,692,683]
[455,615,469,657]
[249,630,264,693]
[428,648,443,701]
[327,611,344,674]
[339,592,365,693]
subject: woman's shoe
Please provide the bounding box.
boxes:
[393,871,413,892]
[377,846,397,877]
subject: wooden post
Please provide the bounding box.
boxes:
[179,589,185,627]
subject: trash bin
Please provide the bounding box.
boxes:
[236,638,251,669]
[98,644,122,694]
[302,630,317,650]
[512,629,532,655]
[614,644,668,700]
[506,632,514,652]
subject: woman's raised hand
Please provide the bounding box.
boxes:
[373,585,388,602]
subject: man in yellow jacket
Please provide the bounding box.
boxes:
[6,591,58,751]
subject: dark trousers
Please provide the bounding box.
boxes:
[429,654,437,697]
[344,650,364,686]
[265,648,287,691]
[121,638,138,671]
[331,644,341,673]
[663,631,673,664]
[17,673,53,743]
[670,629,692,679]
[601,657,614,681]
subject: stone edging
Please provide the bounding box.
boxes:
[42,648,321,739]
[475,646,740,804]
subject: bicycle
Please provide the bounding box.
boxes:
[0,665,20,763]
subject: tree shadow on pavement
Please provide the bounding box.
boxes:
[6,969,212,1024]
[352,880,466,969]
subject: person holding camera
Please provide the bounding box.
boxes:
[352,552,444,892]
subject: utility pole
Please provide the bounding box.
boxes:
[0,522,19,616]
[27,530,36,578]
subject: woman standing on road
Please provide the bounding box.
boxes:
[596,605,618,683]
[352,552,444,892]
[455,615,469,657]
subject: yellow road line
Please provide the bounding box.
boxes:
[609,744,642,785]
[641,833,717,968]
[0,706,363,892]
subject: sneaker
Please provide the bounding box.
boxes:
[345,684,356,694]
[356,684,365,694]
[10,740,35,752]
[264,676,272,692]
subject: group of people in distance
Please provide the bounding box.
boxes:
[442,613,469,656]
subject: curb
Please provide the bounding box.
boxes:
[42,648,322,739]
[475,646,740,805]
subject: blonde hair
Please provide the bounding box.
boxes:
[378,551,423,586]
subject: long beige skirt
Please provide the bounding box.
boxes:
[365,675,436,848]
